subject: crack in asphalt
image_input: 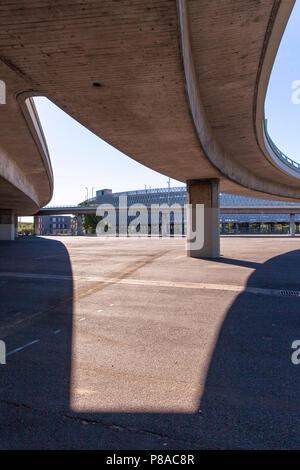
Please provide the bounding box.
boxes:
[0,397,203,448]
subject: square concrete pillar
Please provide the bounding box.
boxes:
[186,179,220,258]
[0,210,15,240]
[76,214,84,236]
[290,213,295,237]
[14,214,18,238]
[34,215,40,235]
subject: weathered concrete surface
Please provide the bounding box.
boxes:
[0,209,15,240]
[0,82,53,213]
[1,235,300,449]
[187,179,220,258]
[0,0,298,207]
[179,0,300,199]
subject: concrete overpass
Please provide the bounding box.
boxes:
[36,201,300,238]
[0,92,53,239]
[37,204,300,217]
[0,0,298,255]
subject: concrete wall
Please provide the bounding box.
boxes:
[0,0,298,210]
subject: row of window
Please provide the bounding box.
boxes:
[51,217,69,222]
[50,223,67,229]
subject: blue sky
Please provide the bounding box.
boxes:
[265,0,300,160]
[34,98,184,207]
[32,1,300,208]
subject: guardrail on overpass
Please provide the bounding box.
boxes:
[37,205,300,216]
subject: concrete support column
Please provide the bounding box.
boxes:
[34,215,40,235]
[161,211,168,237]
[186,179,220,258]
[0,210,15,240]
[14,214,18,238]
[77,214,84,236]
[290,213,295,237]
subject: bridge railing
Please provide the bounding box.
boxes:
[264,119,300,171]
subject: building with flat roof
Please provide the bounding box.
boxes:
[38,215,72,236]
[86,187,300,234]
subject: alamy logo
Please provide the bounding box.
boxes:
[0,80,6,104]
[0,340,6,364]
[291,340,300,365]
[291,80,300,104]
[95,195,205,252]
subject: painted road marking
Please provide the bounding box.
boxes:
[0,271,299,299]
[0,272,73,281]
[6,339,40,357]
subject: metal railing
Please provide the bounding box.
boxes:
[264,118,300,172]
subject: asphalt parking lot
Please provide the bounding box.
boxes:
[1,234,300,449]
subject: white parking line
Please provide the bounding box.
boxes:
[6,339,40,357]
[0,271,299,299]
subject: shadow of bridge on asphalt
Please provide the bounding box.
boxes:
[0,237,300,449]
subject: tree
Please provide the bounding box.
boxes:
[82,213,102,234]
[77,200,102,234]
